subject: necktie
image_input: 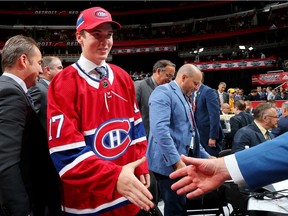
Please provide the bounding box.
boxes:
[185,95,199,157]
[186,96,195,128]
[95,66,107,79]
[191,92,197,112]
[266,131,271,140]
[26,92,35,109]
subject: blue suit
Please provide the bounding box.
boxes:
[194,84,224,156]
[147,81,209,216]
[147,81,209,176]
[235,132,288,189]
[271,115,288,137]
[232,121,274,153]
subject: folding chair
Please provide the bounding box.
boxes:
[186,186,227,216]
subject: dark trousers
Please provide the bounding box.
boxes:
[32,161,63,216]
[153,172,186,216]
[0,164,31,216]
[149,171,160,204]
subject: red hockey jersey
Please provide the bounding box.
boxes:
[47,58,148,215]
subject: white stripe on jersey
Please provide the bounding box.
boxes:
[131,136,146,146]
[62,196,128,214]
[59,151,94,177]
[49,141,86,154]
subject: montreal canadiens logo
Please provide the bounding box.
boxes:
[94,11,108,18]
[94,119,131,160]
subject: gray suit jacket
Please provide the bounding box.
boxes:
[135,77,157,137]
[29,78,49,131]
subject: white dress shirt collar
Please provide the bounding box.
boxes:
[77,54,108,74]
[2,72,28,93]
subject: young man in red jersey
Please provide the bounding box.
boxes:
[47,7,154,215]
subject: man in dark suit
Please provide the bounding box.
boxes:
[28,56,63,215]
[275,91,288,100]
[247,89,260,101]
[216,82,229,113]
[29,56,63,130]
[272,101,288,137]
[193,81,224,157]
[0,35,45,215]
[229,100,253,140]
[232,102,279,153]
[135,59,176,137]
[135,59,175,215]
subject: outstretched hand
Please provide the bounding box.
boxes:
[169,155,231,199]
[117,157,154,211]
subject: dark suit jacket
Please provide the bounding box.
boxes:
[29,78,49,131]
[275,94,288,100]
[215,89,229,113]
[0,75,60,215]
[194,84,224,156]
[135,77,157,137]
[232,121,274,153]
[229,111,254,138]
[271,115,288,137]
[215,90,229,103]
[235,132,288,188]
[28,78,62,214]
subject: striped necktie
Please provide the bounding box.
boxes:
[95,66,107,79]
[265,131,271,140]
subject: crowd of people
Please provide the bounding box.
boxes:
[0,5,288,216]
[217,82,288,148]
[2,1,288,64]
[5,3,288,44]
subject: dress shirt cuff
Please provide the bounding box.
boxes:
[224,154,246,186]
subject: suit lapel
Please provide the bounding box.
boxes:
[38,78,49,88]
[145,77,156,91]
[1,76,28,101]
[0,75,34,111]
[170,81,192,126]
[252,122,267,143]
[195,84,204,104]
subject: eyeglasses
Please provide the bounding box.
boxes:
[53,66,63,70]
[160,67,175,79]
[165,73,174,79]
[266,115,279,119]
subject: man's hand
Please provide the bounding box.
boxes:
[169,155,231,199]
[208,138,216,147]
[173,159,186,170]
[117,157,154,211]
[139,173,150,188]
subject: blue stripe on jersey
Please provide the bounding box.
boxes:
[133,119,147,139]
[50,120,146,172]
[50,146,90,173]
